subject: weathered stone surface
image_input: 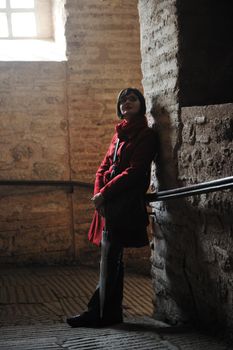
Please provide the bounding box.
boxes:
[139,0,233,335]
[0,188,73,264]
[178,104,233,184]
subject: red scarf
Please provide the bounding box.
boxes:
[115,116,148,141]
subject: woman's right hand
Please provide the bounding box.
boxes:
[91,192,104,209]
[97,205,105,217]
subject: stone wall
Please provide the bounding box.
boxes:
[138,0,183,324]
[177,104,233,329]
[138,0,233,333]
[138,0,180,189]
[150,104,233,329]
[0,0,142,264]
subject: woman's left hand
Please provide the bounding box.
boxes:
[91,192,105,209]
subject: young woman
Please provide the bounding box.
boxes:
[67,88,158,327]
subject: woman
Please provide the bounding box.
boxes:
[67,88,157,327]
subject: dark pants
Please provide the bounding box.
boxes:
[87,235,124,321]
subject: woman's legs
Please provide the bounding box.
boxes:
[67,233,124,327]
[88,237,124,321]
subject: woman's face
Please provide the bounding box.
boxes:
[119,93,141,120]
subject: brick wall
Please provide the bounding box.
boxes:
[0,62,73,263]
[66,0,142,182]
[0,1,142,264]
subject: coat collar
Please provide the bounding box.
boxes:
[115,116,148,141]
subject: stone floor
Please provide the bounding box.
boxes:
[0,265,232,350]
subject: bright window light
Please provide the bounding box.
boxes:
[0,0,6,8]
[0,0,67,62]
[11,12,37,37]
[10,0,34,8]
[0,0,52,39]
[0,13,8,37]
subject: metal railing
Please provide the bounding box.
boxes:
[146,176,233,202]
[0,176,232,201]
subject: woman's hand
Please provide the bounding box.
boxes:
[91,192,105,209]
[98,205,105,218]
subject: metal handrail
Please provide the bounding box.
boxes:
[146,176,233,202]
[0,176,232,201]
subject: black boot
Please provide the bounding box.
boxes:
[66,311,122,328]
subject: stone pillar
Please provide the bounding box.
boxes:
[138,0,233,332]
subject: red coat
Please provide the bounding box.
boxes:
[88,117,158,247]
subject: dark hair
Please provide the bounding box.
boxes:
[116,87,146,119]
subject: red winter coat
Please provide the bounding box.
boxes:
[88,117,158,247]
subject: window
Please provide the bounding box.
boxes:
[0,0,53,39]
[0,0,67,61]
